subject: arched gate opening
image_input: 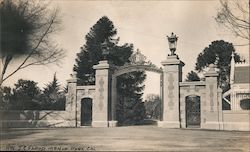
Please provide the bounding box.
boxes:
[110,51,163,126]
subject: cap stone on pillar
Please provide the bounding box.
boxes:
[204,64,219,77]
[67,71,78,83]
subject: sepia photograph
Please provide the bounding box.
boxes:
[0,0,249,151]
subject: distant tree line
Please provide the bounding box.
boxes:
[0,73,66,110]
[144,94,161,120]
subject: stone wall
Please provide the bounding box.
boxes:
[178,81,249,131]
[0,110,74,128]
[222,110,250,131]
[76,85,96,127]
[179,81,206,128]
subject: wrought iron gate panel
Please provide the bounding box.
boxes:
[185,96,201,127]
[81,98,92,126]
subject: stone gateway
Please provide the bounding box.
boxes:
[64,34,249,131]
[1,34,249,131]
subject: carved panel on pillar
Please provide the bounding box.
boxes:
[98,77,104,111]
[168,73,174,110]
[88,89,95,95]
[209,84,214,112]
[79,90,85,97]
[202,93,206,106]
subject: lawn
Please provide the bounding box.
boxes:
[1,125,249,151]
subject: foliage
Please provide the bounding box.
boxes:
[0,86,12,110]
[144,94,161,120]
[11,79,42,110]
[186,71,200,81]
[0,77,66,110]
[74,16,146,125]
[116,71,146,125]
[195,40,242,92]
[215,0,249,42]
[41,73,65,110]
[73,16,133,84]
[0,0,64,87]
[74,16,119,85]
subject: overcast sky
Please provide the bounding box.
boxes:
[4,0,249,99]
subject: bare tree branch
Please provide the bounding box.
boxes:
[2,12,58,82]
[0,0,65,86]
[216,0,250,42]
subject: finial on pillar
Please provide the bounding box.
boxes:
[167,32,178,56]
[230,52,235,85]
[214,54,220,72]
[208,64,216,72]
[67,71,78,83]
[204,64,219,77]
[101,39,109,60]
[231,52,235,58]
[70,71,77,79]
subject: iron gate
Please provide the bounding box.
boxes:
[81,98,92,126]
[185,96,200,128]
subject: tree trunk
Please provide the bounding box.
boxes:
[0,55,13,88]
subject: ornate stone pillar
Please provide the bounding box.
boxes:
[158,55,184,128]
[204,64,221,130]
[217,88,223,130]
[93,60,117,127]
[66,72,78,127]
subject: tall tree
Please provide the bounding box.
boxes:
[215,0,250,43]
[42,73,59,108]
[73,16,146,124]
[74,16,119,84]
[0,0,64,87]
[42,73,65,110]
[11,79,41,110]
[195,40,242,92]
[116,71,146,125]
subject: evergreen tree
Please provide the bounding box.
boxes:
[74,16,119,85]
[195,40,242,92]
[73,16,146,125]
[43,73,60,101]
[116,71,146,125]
[42,73,65,110]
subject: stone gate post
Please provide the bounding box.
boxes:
[66,72,78,127]
[204,64,222,129]
[93,60,117,127]
[158,55,184,128]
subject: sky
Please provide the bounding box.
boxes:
[3,0,249,99]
